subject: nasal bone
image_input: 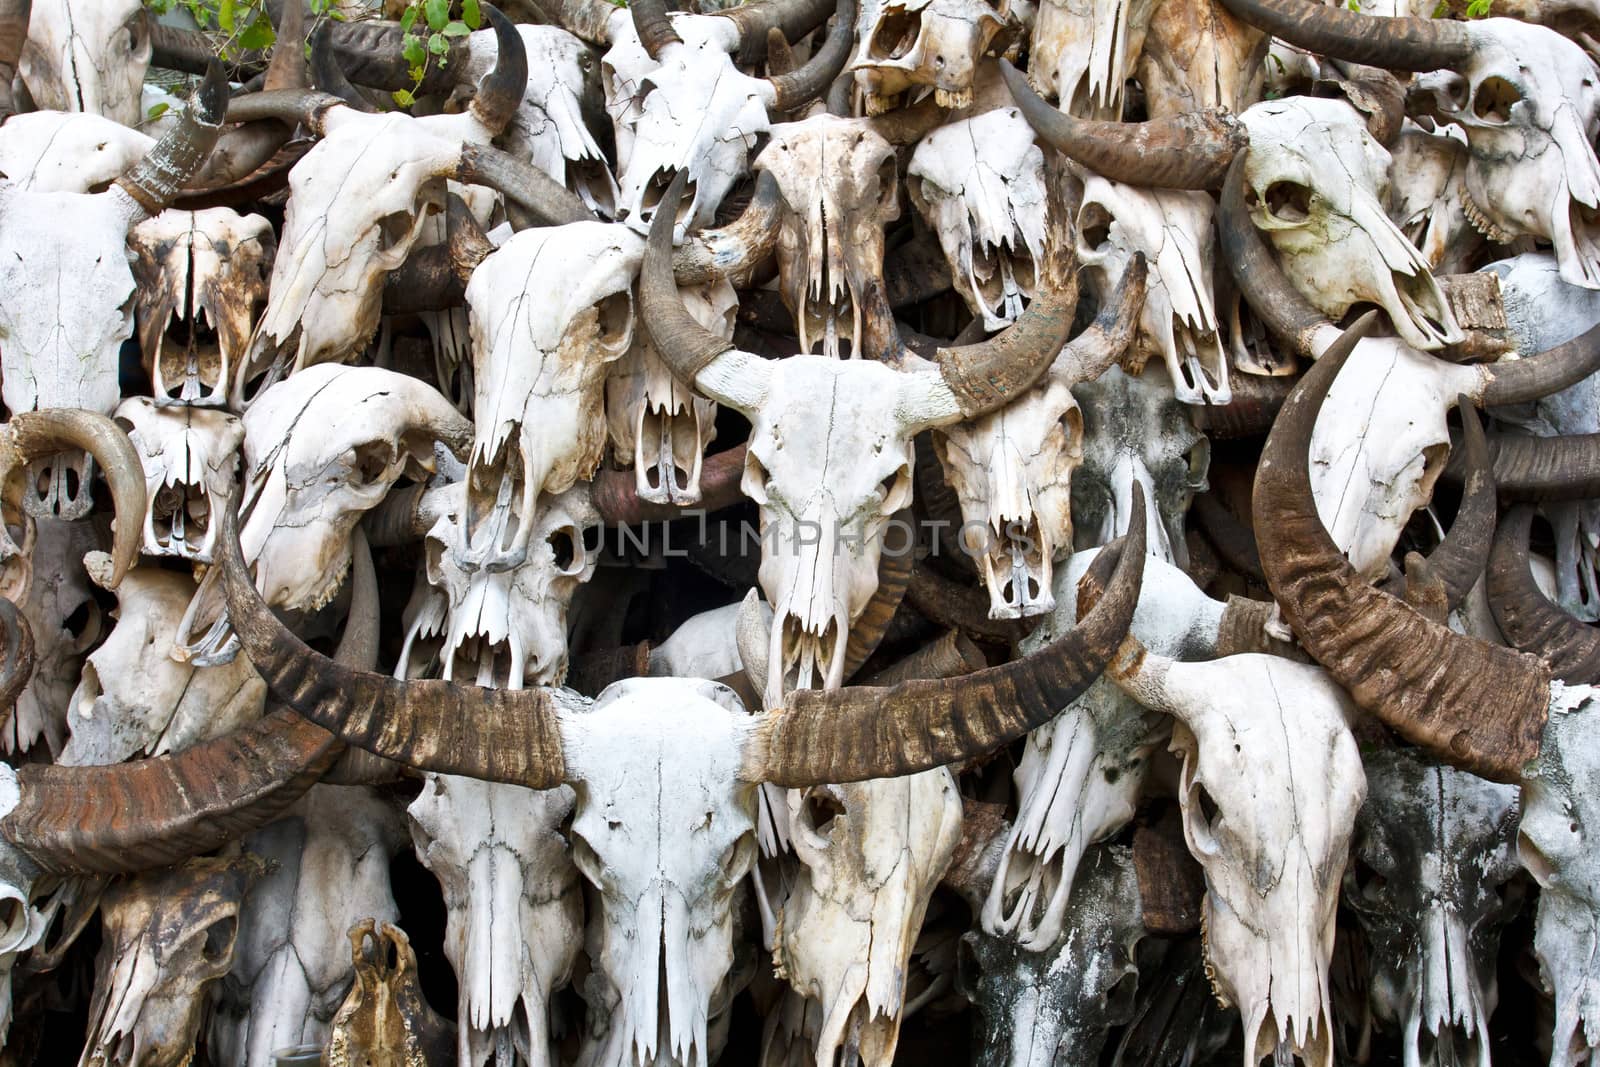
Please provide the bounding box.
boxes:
[1109,453,1170,561]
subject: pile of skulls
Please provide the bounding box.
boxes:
[5,0,1600,1063]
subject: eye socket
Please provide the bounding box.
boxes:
[569,830,606,885]
[799,786,847,838]
[1260,180,1314,225]
[954,933,983,999]
[1185,779,1223,855]
[717,833,755,882]
[1472,75,1523,123]
[1349,856,1389,905]
[547,524,590,575]
[1518,829,1556,884]
[868,6,921,60]
[1078,202,1113,252]
[201,916,238,963]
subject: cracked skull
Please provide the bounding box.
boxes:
[18,0,149,125]
[115,398,244,563]
[850,0,1010,112]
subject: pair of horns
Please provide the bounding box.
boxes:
[220,469,1145,788]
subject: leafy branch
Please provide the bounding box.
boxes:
[392,0,482,108]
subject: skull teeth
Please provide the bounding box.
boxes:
[1460,192,1515,244]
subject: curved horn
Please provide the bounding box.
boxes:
[1252,312,1548,783]
[469,5,528,134]
[767,0,855,113]
[1000,60,1245,191]
[454,142,594,225]
[630,0,681,59]
[264,0,308,91]
[716,0,836,65]
[749,489,1144,786]
[0,0,29,122]
[520,0,619,47]
[1409,399,1496,612]
[1053,250,1147,385]
[1219,153,1331,360]
[219,495,572,789]
[642,171,747,383]
[672,171,784,286]
[1449,430,1600,502]
[842,512,915,680]
[1216,0,1473,72]
[1475,321,1600,407]
[0,709,338,876]
[0,411,147,589]
[309,21,376,112]
[1488,506,1600,685]
[0,598,33,722]
[117,61,230,220]
[225,88,346,134]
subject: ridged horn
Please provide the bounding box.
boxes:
[842,512,915,680]
[310,21,376,112]
[117,62,230,220]
[225,88,347,134]
[766,0,855,113]
[219,495,572,789]
[1216,0,1474,73]
[1252,311,1549,783]
[717,0,835,66]
[455,142,594,225]
[672,171,784,286]
[1452,431,1600,502]
[1475,321,1600,407]
[1488,506,1600,685]
[0,0,29,121]
[748,489,1143,786]
[469,6,527,135]
[0,411,147,589]
[629,0,681,59]
[1000,60,1245,191]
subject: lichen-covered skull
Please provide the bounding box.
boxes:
[1075,175,1228,405]
[1240,96,1463,352]
[18,0,150,125]
[1346,748,1521,1067]
[115,398,244,563]
[909,108,1048,331]
[129,208,275,407]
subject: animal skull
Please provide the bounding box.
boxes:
[1075,175,1228,405]
[908,108,1048,331]
[1239,96,1463,352]
[114,398,244,563]
[81,855,266,1067]
[0,110,151,193]
[1028,0,1155,115]
[850,0,1010,111]
[129,208,276,407]
[10,517,102,755]
[19,0,150,125]
[1345,747,1521,1067]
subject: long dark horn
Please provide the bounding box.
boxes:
[0,709,338,876]
[219,495,571,789]
[1488,505,1600,684]
[225,88,346,134]
[1476,321,1600,406]
[1219,153,1330,360]
[1252,311,1548,783]
[117,62,229,219]
[1053,251,1146,385]
[842,513,915,680]
[0,411,146,589]
[519,0,618,47]
[383,194,493,313]
[1449,431,1600,502]
[1216,0,1473,72]
[0,0,29,121]
[263,0,308,91]
[716,0,835,65]
[767,0,855,112]
[591,444,749,524]
[1000,60,1245,191]
[0,598,33,721]
[751,490,1144,786]
[630,0,681,59]
[1192,371,1296,439]
[469,5,527,134]
[309,21,377,112]
[642,172,743,382]
[672,172,784,286]
[454,142,594,225]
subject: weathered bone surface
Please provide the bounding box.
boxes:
[19,0,149,125]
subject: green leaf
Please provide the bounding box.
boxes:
[402,34,427,66]
[145,101,170,120]
[239,15,275,50]
[392,88,417,107]
[400,5,418,32]
[218,0,236,32]
[443,19,470,35]
[425,0,450,31]
[462,0,482,28]
[428,31,448,54]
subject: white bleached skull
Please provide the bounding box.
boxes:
[398,484,599,690]
[1075,175,1228,405]
[960,844,1145,1067]
[984,547,1217,949]
[463,25,618,216]
[757,115,900,359]
[208,785,406,1067]
[604,281,732,506]
[908,108,1048,331]
[129,208,275,407]
[245,107,499,387]
[408,774,583,1067]
[1070,365,1208,566]
[1412,20,1600,289]
[18,0,150,125]
[564,677,760,1067]
[1240,96,1463,352]
[931,370,1082,619]
[602,13,773,235]
[114,398,244,563]
[770,769,962,1065]
[81,855,266,1067]
[850,0,1011,112]
[1345,747,1521,1067]
[0,110,151,193]
[0,880,55,1042]
[1028,0,1154,115]
[1517,687,1600,1067]
[465,221,641,558]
